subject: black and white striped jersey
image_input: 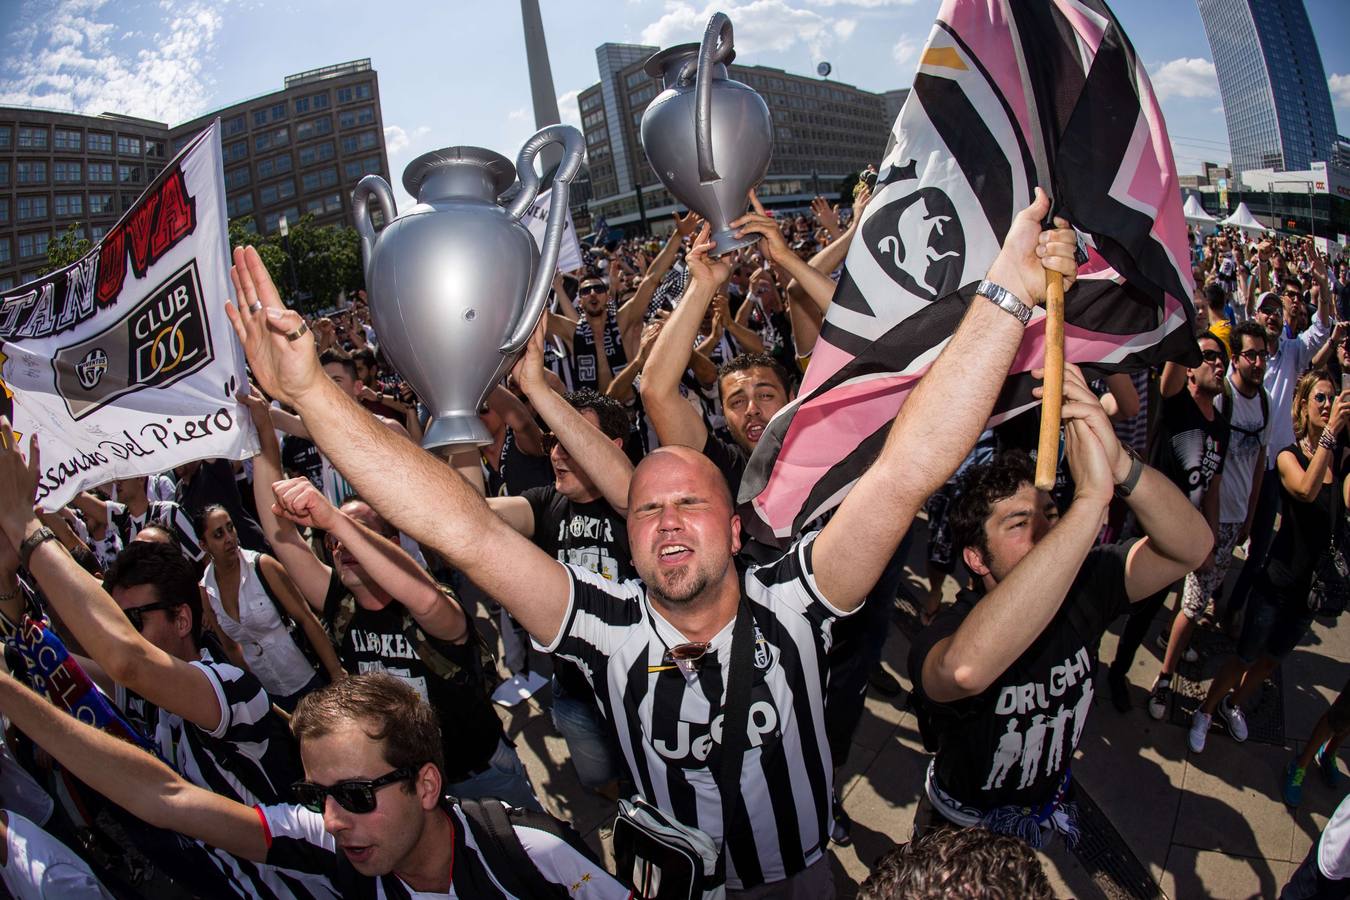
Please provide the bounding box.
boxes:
[538,531,851,891]
[256,801,630,899]
[118,654,334,899]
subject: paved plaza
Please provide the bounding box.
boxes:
[487,520,1349,899]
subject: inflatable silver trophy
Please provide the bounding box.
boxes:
[639,12,773,256]
[352,125,584,450]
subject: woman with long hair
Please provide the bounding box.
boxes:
[197,505,343,711]
[1190,370,1349,756]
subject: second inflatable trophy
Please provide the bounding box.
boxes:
[351,125,584,450]
[639,11,773,256]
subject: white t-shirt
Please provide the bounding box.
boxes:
[1217,383,1272,525]
[1320,792,1350,880]
[0,812,113,900]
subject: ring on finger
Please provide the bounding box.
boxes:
[284,323,309,343]
[248,302,263,314]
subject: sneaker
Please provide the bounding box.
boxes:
[830,793,853,846]
[1317,743,1346,788]
[1219,695,1249,742]
[1189,710,1212,753]
[1148,675,1172,721]
[1283,762,1307,806]
[1107,668,1132,713]
[1155,631,1199,664]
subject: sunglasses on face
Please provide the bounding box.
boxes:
[648,641,711,676]
[123,600,182,631]
[291,767,416,814]
[1238,349,1269,363]
[1313,392,1334,405]
[1200,349,1226,364]
[578,284,607,296]
[540,432,559,454]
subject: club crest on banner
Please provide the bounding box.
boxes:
[862,160,965,303]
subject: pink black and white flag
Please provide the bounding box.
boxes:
[739,0,1198,543]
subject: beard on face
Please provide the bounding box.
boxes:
[647,567,714,608]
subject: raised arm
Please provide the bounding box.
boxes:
[921,412,1114,702]
[731,194,840,315]
[270,477,468,644]
[811,190,1080,612]
[257,555,344,682]
[714,293,764,355]
[0,670,267,862]
[638,225,728,450]
[225,247,571,646]
[241,391,332,610]
[514,320,634,515]
[0,429,228,733]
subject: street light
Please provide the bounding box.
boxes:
[278,214,301,298]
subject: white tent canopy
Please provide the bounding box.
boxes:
[1183,194,1216,225]
[1220,202,1265,235]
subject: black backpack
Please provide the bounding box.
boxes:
[456,797,604,899]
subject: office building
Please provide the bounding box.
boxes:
[0,58,389,291]
[1198,0,1337,179]
[579,42,897,231]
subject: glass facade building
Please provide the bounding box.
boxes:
[1198,0,1337,178]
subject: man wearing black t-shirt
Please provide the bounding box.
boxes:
[0,671,628,900]
[491,328,639,791]
[908,367,1209,845]
[230,193,1085,893]
[1107,331,1231,718]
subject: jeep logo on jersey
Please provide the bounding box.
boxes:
[75,348,109,389]
[653,700,781,765]
[52,261,212,420]
[861,177,965,303]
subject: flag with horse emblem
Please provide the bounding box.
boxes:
[739,0,1198,543]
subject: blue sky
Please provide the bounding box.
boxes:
[2,0,1347,213]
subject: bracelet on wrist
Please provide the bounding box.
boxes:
[1319,430,1337,450]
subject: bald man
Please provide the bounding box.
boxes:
[227,190,1080,895]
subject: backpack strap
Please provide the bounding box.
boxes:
[457,798,568,899]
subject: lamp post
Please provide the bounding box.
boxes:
[632,178,649,238]
[278,214,301,299]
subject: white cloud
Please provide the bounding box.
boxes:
[805,0,918,6]
[0,0,225,125]
[640,1,850,60]
[833,18,857,40]
[891,36,918,67]
[383,124,430,157]
[557,88,582,129]
[507,107,528,122]
[1330,73,1350,109]
[1148,57,1218,102]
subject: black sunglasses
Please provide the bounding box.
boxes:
[578,284,607,296]
[123,600,183,631]
[1200,349,1226,364]
[648,641,711,676]
[1313,392,1334,405]
[291,767,415,814]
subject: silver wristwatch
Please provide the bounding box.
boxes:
[976,280,1033,326]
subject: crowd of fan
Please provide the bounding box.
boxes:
[0,176,1348,899]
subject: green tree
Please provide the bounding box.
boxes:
[38,222,93,276]
[226,214,362,314]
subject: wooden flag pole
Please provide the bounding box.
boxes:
[1035,269,1066,491]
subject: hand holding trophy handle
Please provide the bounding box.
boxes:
[500,124,585,354]
[679,11,734,185]
[352,175,398,283]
